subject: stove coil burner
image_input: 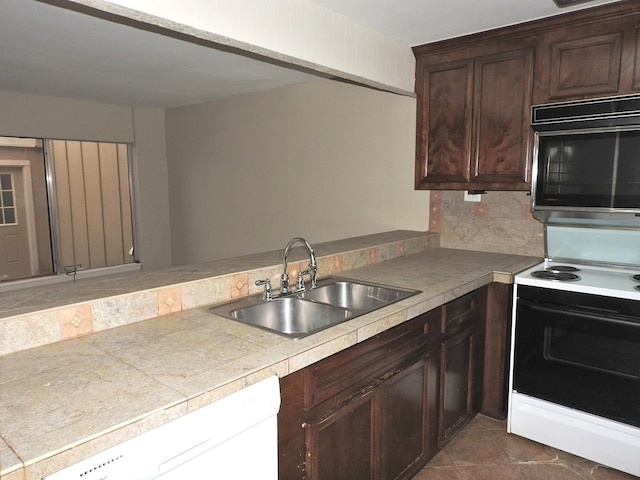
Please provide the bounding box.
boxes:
[547,265,581,273]
[633,274,640,282]
[531,269,580,282]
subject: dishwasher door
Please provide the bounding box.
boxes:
[43,376,281,480]
[156,415,277,478]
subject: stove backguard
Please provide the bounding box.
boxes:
[544,225,640,267]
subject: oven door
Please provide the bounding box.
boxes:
[513,285,640,427]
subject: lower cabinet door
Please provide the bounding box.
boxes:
[305,389,374,480]
[439,326,475,445]
[379,355,437,480]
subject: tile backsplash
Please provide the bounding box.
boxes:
[430,191,544,257]
[0,231,436,356]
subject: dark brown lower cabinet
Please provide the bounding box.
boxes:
[379,358,439,479]
[306,357,437,480]
[279,284,505,479]
[438,287,486,447]
[481,282,513,419]
[279,309,440,480]
[438,325,479,445]
[308,388,374,479]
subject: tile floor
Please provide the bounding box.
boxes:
[415,415,637,480]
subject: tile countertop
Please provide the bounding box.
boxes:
[0,234,539,480]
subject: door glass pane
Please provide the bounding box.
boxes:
[0,173,16,225]
[2,190,14,207]
[0,173,12,190]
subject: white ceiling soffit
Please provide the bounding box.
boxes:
[309,0,622,46]
[0,0,624,108]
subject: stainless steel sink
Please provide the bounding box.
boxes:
[207,277,420,338]
[229,296,351,337]
[299,280,414,312]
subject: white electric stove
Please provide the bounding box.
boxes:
[508,226,640,477]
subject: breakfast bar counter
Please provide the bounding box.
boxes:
[0,231,538,480]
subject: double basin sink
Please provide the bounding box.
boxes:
[208,277,421,338]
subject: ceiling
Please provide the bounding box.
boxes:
[0,0,622,108]
[309,0,620,46]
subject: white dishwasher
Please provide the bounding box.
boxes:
[44,376,280,480]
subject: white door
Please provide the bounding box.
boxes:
[0,166,33,279]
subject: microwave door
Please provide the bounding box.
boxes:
[534,130,640,211]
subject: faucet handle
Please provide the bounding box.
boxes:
[280,272,290,294]
[255,279,273,300]
[308,263,318,288]
[296,269,310,290]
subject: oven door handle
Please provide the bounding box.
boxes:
[518,299,640,328]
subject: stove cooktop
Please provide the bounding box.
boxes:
[515,261,640,301]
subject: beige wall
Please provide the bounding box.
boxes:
[0,90,173,270]
[165,80,429,264]
[0,90,134,143]
[130,107,173,270]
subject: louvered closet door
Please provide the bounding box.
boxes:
[49,140,133,271]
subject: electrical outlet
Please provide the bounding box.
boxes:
[464,191,482,202]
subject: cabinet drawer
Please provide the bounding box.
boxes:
[304,309,439,410]
[441,291,479,334]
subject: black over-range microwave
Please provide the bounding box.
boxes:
[531,94,640,225]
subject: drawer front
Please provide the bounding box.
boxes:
[304,309,439,410]
[442,291,479,335]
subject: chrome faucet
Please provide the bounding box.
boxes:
[280,237,317,294]
[255,237,318,300]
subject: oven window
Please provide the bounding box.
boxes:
[544,327,640,379]
[535,130,640,208]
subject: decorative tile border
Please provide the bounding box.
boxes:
[0,233,436,356]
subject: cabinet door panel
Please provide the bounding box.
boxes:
[633,28,640,91]
[307,391,373,480]
[379,359,427,480]
[548,33,622,99]
[482,283,512,419]
[472,49,533,186]
[416,59,473,188]
[439,328,474,446]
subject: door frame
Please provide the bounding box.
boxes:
[0,159,38,276]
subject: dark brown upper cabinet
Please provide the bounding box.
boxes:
[632,27,640,91]
[534,14,628,104]
[415,45,533,191]
[546,33,622,100]
[413,0,640,192]
[415,58,472,187]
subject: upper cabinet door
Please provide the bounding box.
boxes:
[471,49,533,187]
[633,27,640,91]
[414,47,532,191]
[415,59,473,189]
[547,33,622,100]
